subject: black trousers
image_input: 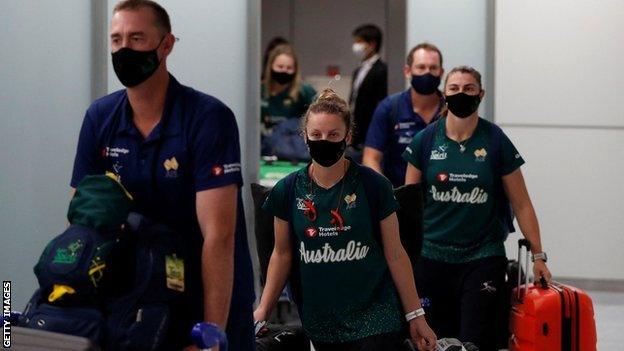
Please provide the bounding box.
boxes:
[312,331,406,351]
[414,256,507,351]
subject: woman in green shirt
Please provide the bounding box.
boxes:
[255,89,436,350]
[261,44,316,156]
[403,66,552,350]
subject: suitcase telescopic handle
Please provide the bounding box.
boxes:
[517,239,532,301]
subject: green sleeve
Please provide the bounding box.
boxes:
[401,130,425,170]
[500,132,525,175]
[375,174,400,221]
[301,84,317,105]
[261,178,290,221]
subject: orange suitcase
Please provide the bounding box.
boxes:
[509,239,597,351]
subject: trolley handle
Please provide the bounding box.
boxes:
[516,239,531,301]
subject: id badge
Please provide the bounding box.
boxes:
[165,254,185,292]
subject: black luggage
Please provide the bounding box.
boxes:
[256,324,310,351]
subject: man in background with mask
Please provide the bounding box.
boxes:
[363,43,445,187]
[348,24,388,162]
[70,1,254,349]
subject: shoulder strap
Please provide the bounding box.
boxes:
[418,120,439,189]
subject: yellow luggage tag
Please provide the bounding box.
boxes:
[165,254,185,292]
[48,284,76,302]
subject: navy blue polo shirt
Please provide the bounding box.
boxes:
[365,89,443,187]
[71,75,254,317]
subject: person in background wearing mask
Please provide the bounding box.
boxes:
[402,66,552,350]
[363,43,445,187]
[261,36,289,80]
[70,1,254,349]
[261,44,317,156]
[348,24,388,162]
[254,89,437,350]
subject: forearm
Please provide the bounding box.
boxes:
[386,247,421,313]
[515,203,543,254]
[257,250,292,316]
[362,148,383,173]
[201,231,235,328]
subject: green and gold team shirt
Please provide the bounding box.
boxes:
[402,117,525,263]
[260,84,316,132]
[262,161,403,343]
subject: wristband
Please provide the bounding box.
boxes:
[405,308,425,322]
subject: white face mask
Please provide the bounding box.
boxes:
[352,42,368,58]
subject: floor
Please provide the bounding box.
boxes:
[592,290,624,350]
[307,290,624,351]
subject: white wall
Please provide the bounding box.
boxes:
[0,0,93,307]
[261,0,407,93]
[496,1,624,280]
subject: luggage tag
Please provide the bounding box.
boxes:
[254,320,267,336]
[435,338,467,351]
[165,254,185,292]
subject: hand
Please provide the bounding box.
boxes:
[409,316,437,351]
[253,306,268,325]
[533,260,552,284]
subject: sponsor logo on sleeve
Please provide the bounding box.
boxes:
[398,136,412,144]
[211,165,223,176]
[211,163,241,176]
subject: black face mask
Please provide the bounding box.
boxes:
[410,73,441,95]
[112,37,165,87]
[306,138,347,167]
[272,70,295,85]
[445,92,481,118]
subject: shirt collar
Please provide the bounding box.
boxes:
[361,54,380,68]
[403,89,446,120]
[115,74,183,139]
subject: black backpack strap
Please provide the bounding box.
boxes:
[488,122,516,234]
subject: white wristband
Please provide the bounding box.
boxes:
[405,308,425,322]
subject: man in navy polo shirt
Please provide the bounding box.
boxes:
[70,1,254,349]
[363,42,445,187]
